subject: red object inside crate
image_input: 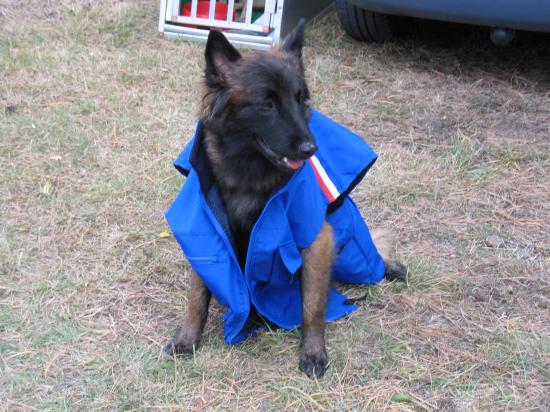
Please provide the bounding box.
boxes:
[180,1,234,21]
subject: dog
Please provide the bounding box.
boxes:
[164,19,407,379]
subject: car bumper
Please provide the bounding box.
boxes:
[349,0,550,33]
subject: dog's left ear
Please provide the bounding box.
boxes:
[281,18,306,60]
[205,30,242,84]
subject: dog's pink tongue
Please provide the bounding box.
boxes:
[284,158,305,170]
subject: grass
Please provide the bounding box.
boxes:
[1,0,549,410]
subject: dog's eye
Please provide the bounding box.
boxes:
[262,91,276,109]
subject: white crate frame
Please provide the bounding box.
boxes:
[159,0,281,50]
[159,0,334,49]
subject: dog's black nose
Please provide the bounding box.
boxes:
[298,141,317,157]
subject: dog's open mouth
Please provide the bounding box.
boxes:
[282,157,305,170]
[255,135,306,171]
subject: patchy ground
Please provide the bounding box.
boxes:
[1,0,549,410]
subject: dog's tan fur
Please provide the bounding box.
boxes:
[167,272,211,354]
[370,227,394,261]
[299,221,335,377]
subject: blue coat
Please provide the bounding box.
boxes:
[166,110,385,345]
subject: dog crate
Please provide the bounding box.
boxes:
[158,0,333,49]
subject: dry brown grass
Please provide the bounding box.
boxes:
[1,1,549,410]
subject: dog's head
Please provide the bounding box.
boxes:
[201,19,316,171]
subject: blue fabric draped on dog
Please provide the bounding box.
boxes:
[165,109,385,345]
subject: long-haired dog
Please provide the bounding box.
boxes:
[165,20,407,379]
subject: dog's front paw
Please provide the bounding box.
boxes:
[163,339,197,358]
[299,348,328,379]
[384,260,408,282]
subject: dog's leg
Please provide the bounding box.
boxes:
[164,271,211,356]
[371,228,408,282]
[384,260,408,281]
[299,221,335,379]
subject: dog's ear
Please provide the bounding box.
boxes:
[205,30,241,84]
[281,18,305,59]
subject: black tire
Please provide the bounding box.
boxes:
[335,0,394,42]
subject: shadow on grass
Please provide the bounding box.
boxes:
[384,18,550,87]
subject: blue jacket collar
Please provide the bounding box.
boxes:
[174,109,379,210]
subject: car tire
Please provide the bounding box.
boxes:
[335,0,394,42]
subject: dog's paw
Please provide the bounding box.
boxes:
[299,349,328,379]
[384,259,408,282]
[163,339,197,358]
